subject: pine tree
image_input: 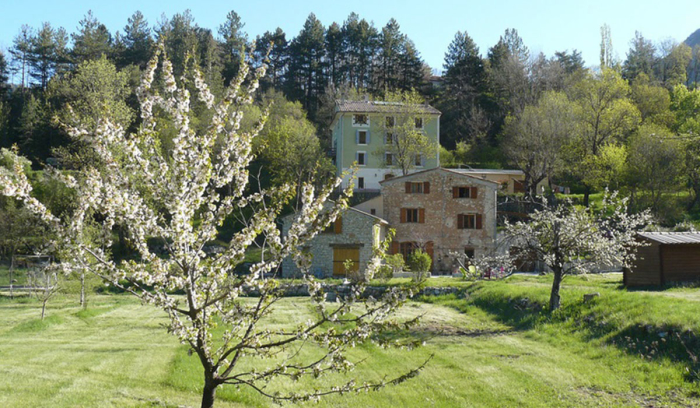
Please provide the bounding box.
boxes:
[622,31,656,82]
[119,11,153,69]
[325,22,344,88]
[71,10,113,63]
[28,22,69,89]
[10,25,33,90]
[440,31,487,148]
[285,13,326,121]
[218,10,248,85]
[341,13,378,89]
[254,28,287,92]
[0,51,9,98]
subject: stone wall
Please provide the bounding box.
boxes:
[281,207,386,278]
[241,283,465,299]
[381,168,497,274]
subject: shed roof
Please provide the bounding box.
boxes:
[638,232,700,244]
[335,100,441,115]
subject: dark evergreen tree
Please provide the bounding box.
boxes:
[155,11,198,77]
[440,31,488,148]
[28,22,69,89]
[285,13,326,121]
[375,19,404,92]
[118,11,153,69]
[398,39,425,91]
[341,13,378,89]
[10,25,33,90]
[0,51,9,98]
[325,22,344,88]
[622,31,656,82]
[554,49,585,74]
[254,28,287,92]
[218,10,248,85]
[71,10,113,63]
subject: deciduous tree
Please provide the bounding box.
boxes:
[502,193,651,311]
[0,45,424,408]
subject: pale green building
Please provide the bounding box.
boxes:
[331,99,441,191]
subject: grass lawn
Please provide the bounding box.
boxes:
[1,275,699,407]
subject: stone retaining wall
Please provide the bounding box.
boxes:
[242,283,464,300]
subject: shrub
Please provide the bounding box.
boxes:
[376,253,405,282]
[408,250,431,283]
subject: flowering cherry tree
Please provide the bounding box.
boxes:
[502,193,652,311]
[0,45,425,408]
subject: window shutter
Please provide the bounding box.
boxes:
[384,132,387,144]
[476,214,483,229]
[334,216,343,234]
[418,208,425,223]
[453,187,459,198]
[400,208,407,223]
[423,182,430,194]
[355,130,359,144]
[457,214,463,229]
[405,182,411,193]
[390,241,399,255]
[471,187,478,198]
[366,130,371,144]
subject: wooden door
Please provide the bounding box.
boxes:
[333,247,360,276]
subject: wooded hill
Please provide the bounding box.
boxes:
[1,11,700,227]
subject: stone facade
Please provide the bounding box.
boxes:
[380,168,498,274]
[281,206,388,278]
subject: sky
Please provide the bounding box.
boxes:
[1,0,700,76]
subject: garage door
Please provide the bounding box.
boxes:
[333,247,360,276]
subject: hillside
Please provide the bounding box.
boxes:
[684,28,700,48]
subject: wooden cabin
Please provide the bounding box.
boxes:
[625,232,700,287]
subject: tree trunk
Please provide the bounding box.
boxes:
[80,272,85,308]
[201,378,218,408]
[549,268,563,311]
[583,185,591,207]
[41,299,47,320]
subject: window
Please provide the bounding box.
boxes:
[358,177,365,189]
[384,173,395,180]
[357,130,368,145]
[458,214,476,229]
[414,154,423,167]
[386,116,395,128]
[414,117,423,129]
[411,183,423,193]
[385,132,394,144]
[401,208,424,223]
[453,186,477,199]
[370,208,376,215]
[356,152,366,166]
[406,208,419,222]
[458,214,482,229]
[353,114,369,126]
[464,247,475,259]
[405,181,430,194]
[385,153,394,166]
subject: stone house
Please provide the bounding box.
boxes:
[380,168,498,274]
[331,99,441,192]
[281,204,388,278]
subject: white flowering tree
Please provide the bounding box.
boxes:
[0,45,425,408]
[502,193,651,311]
